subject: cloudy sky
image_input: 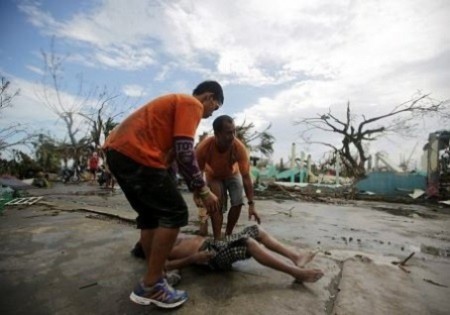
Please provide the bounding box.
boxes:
[1,0,449,168]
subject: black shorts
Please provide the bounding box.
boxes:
[105,149,188,229]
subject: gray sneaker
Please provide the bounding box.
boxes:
[129,278,188,308]
[166,269,182,286]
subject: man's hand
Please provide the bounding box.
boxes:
[193,194,203,207]
[248,204,261,224]
[201,191,220,215]
[195,187,220,215]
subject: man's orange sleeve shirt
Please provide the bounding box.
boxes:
[104,94,203,169]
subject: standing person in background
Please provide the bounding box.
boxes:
[103,81,224,309]
[88,152,99,184]
[195,115,261,240]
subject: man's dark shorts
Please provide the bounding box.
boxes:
[105,149,188,229]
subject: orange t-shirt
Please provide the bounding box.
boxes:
[104,94,203,169]
[196,136,250,181]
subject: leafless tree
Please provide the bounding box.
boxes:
[37,38,131,172]
[0,75,30,153]
[78,87,121,150]
[295,94,448,179]
[80,85,139,151]
[1,76,19,111]
[39,40,91,144]
[37,39,137,174]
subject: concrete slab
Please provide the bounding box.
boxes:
[1,182,449,314]
[0,205,339,314]
[334,257,430,314]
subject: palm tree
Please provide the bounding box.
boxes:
[235,120,275,158]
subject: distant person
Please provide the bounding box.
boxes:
[134,225,324,283]
[97,150,116,189]
[88,152,99,183]
[103,81,223,309]
[104,165,115,189]
[195,115,260,239]
[441,146,450,173]
[97,164,115,189]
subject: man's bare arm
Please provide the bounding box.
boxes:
[242,173,261,224]
[242,173,254,203]
[165,251,215,271]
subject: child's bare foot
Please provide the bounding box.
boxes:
[294,250,317,268]
[294,268,324,283]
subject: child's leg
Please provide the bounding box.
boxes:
[245,238,323,282]
[255,226,316,267]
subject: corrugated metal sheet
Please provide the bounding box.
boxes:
[0,176,33,190]
[356,172,426,196]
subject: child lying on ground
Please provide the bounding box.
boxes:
[132,225,324,283]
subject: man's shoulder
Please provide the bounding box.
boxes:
[233,139,249,155]
[177,94,202,105]
[196,136,215,151]
[234,138,246,147]
[150,94,200,107]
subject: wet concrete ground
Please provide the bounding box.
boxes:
[1,182,449,314]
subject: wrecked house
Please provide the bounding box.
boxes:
[423,130,450,199]
[355,130,450,200]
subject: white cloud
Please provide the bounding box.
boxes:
[94,46,155,70]
[19,0,450,84]
[26,65,45,75]
[19,0,160,71]
[122,84,146,98]
[14,0,450,166]
[1,76,60,134]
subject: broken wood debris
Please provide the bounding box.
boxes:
[392,252,415,273]
[4,197,44,206]
[79,282,98,290]
[423,279,448,288]
[274,206,295,217]
[391,252,415,266]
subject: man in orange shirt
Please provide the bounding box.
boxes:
[196,115,261,240]
[104,81,223,309]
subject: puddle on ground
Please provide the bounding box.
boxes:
[420,244,450,257]
[81,190,114,196]
[319,234,450,259]
[76,190,119,197]
[371,206,437,219]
